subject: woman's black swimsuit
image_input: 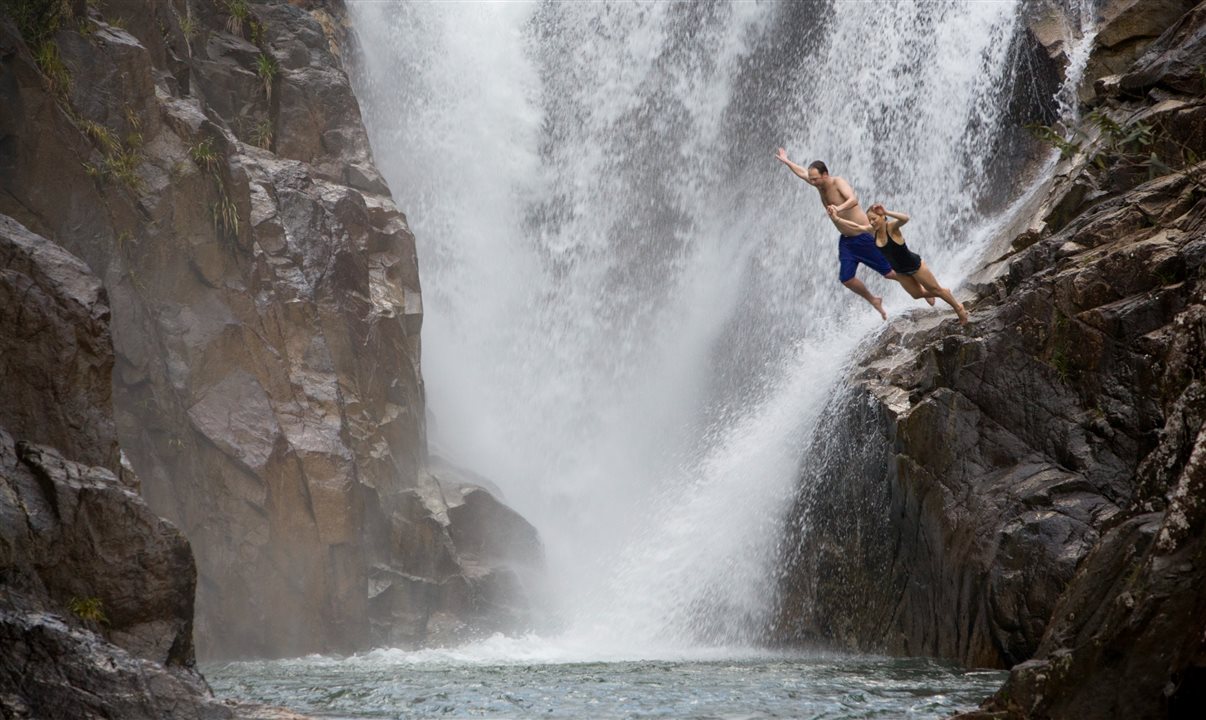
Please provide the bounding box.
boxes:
[878,232,923,275]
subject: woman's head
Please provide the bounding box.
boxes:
[867,204,886,228]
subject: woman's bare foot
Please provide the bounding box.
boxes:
[956,304,969,324]
[925,296,936,306]
[871,295,887,320]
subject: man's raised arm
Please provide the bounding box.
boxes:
[775,148,810,181]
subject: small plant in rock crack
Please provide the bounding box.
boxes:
[68,597,108,625]
[1026,122,1080,160]
[224,0,250,37]
[212,178,240,240]
[34,40,71,97]
[189,138,220,173]
[255,52,278,100]
[251,118,274,149]
[77,117,144,191]
[179,10,198,55]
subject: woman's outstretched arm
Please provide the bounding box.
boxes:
[828,206,872,235]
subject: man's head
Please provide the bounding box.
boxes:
[806,160,829,186]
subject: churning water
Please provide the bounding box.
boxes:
[205,649,1006,719]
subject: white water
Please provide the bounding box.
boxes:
[346,0,1061,658]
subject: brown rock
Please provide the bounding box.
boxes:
[0,0,537,660]
[0,215,117,472]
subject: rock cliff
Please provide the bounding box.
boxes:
[774,1,1205,716]
[1,0,539,660]
[0,214,234,718]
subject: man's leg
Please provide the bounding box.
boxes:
[842,277,887,320]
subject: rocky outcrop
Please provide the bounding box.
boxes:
[0,215,119,474]
[0,215,231,718]
[775,1,1206,715]
[0,0,539,659]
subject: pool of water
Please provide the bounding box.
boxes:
[204,643,1004,719]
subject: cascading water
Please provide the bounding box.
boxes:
[344,0,1042,656]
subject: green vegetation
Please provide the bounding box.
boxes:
[1086,110,1153,153]
[68,596,108,625]
[1034,108,1205,192]
[224,0,250,37]
[1025,122,1080,160]
[189,137,239,241]
[213,182,240,239]
[179,10,198,55]
[1050,347,1073,383]
[6,0,70,46]
[189,138,220,172]
[251,118,274,149]
[255,52,278,100]
[76,115,144,191]
[248,16,266,46]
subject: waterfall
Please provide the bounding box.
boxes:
[346,0,1036,655]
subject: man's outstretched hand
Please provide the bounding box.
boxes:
[775,147,789,164]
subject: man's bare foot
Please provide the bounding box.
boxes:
[925,296,936,306]
[956,304,969,324]
[870,295,887,321]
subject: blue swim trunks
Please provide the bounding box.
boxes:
[838,232,893,282]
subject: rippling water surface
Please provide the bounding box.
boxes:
[206,645,1004,719]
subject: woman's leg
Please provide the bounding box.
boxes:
[914,262,968,323]
[894,273,937,304]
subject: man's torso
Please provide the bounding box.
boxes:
[817,177,869,234]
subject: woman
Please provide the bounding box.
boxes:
[832,203,968,324]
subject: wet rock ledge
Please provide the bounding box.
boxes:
[0,0,540,667]
[775,1,1205,717]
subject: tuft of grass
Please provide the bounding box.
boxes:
[77,117,144,191]
[104,146,144,191]
[9,0,70,46]
[1050,348,1073,383]
[213,182,240,240]
[79,118,119,153]
[248,17,266,46]
[34,40,72,97]
[250,117,273,149]
[224,0,250,37]
[255,52,278,100]
[179,10,198,55]
[189,138,220,173]
[68,596,108,625]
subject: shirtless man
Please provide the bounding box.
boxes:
[775,148,917,320]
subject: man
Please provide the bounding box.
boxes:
[775,148,921,320]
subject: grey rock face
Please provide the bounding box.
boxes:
[775,2,1206,713]
[0,215,229,718]
[0,0,539,659]
[0,216,117,473]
